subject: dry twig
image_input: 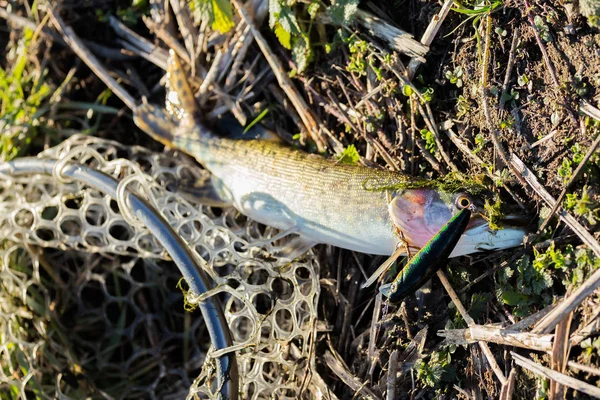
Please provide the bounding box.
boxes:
[499,27,520,110]
[438,325,554,352]
[550,312,573,399]
[323,349,379,399]
[406,0,454,80]
[49,10,137,111]
[499,369,517,400]
[512,352,600,397]
[436,270,508,385]
[353,9,428,61]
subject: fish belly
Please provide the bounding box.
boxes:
[200,148,399,254]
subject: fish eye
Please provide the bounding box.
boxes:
[456,194,472,209]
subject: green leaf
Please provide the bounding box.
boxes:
[189,0,234,33]
[336,144,360,164]
[502,290,529,306]
[308,1,320,19]
[243,108,270,134]
[328,0,359,25]
[292,34,313,73]
[274,22,292,49]
[269,0,301,34]
[211,0,235,33]
[420,129,436,152]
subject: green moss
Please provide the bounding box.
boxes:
[362,171,489,195]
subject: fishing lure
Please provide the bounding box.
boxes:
[379,199,474,302]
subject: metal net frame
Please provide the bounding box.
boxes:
[0,134,324,399]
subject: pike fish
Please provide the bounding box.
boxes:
[134,52,526,259]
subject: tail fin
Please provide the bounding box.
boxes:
[133,103,176,147]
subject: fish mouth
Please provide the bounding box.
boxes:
[450,217,528,257]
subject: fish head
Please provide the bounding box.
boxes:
[389,189,527,257]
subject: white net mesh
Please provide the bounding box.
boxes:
[0,134,323,399]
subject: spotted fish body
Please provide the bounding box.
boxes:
[134,52,527,257]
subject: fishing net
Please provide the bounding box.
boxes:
[0,134,323,399]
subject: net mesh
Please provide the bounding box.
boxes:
[0,135,323,399]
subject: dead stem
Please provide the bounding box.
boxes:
[498,369,516,400]
[436,270,508,385]
[512,352,600,397]
[522,0,560,87]
[549,312,573,399]
[49,9,137,111]
[406,0,454,80]
[323,349,379,399]
[439,325,554,352]
[499,27,519,111]
[387,349,399,400]
[142,16,193,66]
[168,0,197,76]
[109,15,169,70]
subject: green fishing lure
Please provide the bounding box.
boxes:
[380,206,473,302]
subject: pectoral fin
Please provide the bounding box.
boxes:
[269,235,317,262]
[175,175,231,207]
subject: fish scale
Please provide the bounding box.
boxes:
[172,134,407,254]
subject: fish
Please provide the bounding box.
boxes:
[133,51,526,259]
[380,207,472,302]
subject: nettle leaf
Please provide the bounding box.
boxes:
[211,0,235,33]
[328,0,359,25]
[274,22,292,49]
[189,0,234,33]
[308,1,320,19]
[502,290,529,306]
[268,0,281,28]
[269,0,301,34]
[292,34,313,73]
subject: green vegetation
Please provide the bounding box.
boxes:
[497,243,600,317]
[450,0,502,57]
[0,27,52,161]
[420,128,437,153]
[564,186,598,225]
[456,95,471,117]
[190,0,235,33]
[445,66,464,88]
[533,15,552,43]
[336,144,360,164]
[268,0,359,73]
[415,348,457,389]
